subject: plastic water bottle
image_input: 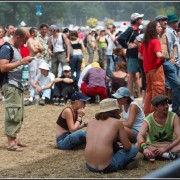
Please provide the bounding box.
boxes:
[22,65,29,90]
[22,65,29,80]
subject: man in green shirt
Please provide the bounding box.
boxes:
[137,95,180,161]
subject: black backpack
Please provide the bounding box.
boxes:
[0,42,14,85]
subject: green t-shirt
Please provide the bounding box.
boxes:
[145,111,175,144]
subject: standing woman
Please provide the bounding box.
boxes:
[138,21,167,115]
[87,29,97,64]
[56,92,90,150]
[69,31,86,88]
[96,29,107,63]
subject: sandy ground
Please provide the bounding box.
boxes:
[0,97,170,178]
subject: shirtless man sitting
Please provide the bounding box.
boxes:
[85,98,139,173]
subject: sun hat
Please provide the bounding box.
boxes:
[63,65,71,71]
[131,13,144,21]
[90,28,96,33]
[71,92,90,102]
[39,62,50,71]
[151,95,168,106]
[167,13,179,24]
[91,62,100,68]
[99,98,120,113]
[49,24,59,31]
[112,87,130,99]
[154,15,168,21]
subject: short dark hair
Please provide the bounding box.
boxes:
[29,27,37,35]
[39,23,49,30]
[95,109,120,120]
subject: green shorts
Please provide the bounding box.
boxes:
[2,84,24,137]
[127,57,140,74]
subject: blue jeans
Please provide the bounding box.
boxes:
[56,131,86,150]
[163,61,180,113]
[69,54,82,84]
[106,55,115,78]
[86,145,139,173]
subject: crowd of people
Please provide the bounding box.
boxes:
[0,11,180,174]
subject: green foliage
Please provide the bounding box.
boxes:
[0,2,178,28]
[86,18,98,28]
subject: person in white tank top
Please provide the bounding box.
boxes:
[48,25,70,77]
[112,87,145,143]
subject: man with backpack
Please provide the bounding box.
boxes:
[0,27,34,151]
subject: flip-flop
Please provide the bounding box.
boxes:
[7,145,23,152]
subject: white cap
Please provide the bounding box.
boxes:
[131,13,144,21]
[39,62,50,71]
[63,65,71,71]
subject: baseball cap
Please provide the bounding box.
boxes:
[154,15,168,21]
[112,87,130,99]
[151,95,168,106]
[71,92,90,102]
[131,13,144,21]
[63,65,71,71]
[39,62,50,71]
[99,98,120,113]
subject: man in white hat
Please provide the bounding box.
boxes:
[117,12,144,100]
[24,62,54,106]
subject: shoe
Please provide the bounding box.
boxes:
[169,152,180,161]
[53,99,59,106]
[95,95,100,104]
[59,99,65,106]
[39,98,45,106]
[124,158,139,170]
[24,100,34,106]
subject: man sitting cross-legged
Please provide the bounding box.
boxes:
[137,95,180,161]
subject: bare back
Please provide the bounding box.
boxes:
[85,117,131,170]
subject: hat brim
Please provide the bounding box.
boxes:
[79,97,91,102]
[39,67,49,71]
[99,107,120,113]
[112,92,124,99]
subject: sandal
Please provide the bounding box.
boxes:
[16,140,28,147]
[7,145,23,151]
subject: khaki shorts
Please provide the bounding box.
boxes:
[2,84,24,137]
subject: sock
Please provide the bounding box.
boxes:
[42,96,45,100]
[29,96,33,102]
[162,152,170,159]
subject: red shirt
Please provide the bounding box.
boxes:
[19,44,30,58]
[139,39,163,73]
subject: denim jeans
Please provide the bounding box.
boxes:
[56,130,86,150]
[69,54,82,83]
[98,47,107,61]
[30,87,51,99]
[106,55,115,79]
[163,62,180,113]
[86,145,139,173]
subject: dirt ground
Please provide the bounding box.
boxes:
[0,97,169,178]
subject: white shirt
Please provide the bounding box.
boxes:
[105,33,116,55]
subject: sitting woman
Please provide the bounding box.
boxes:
[56,92,90,150]
[111,60,128,94]
[112,87,145,143]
